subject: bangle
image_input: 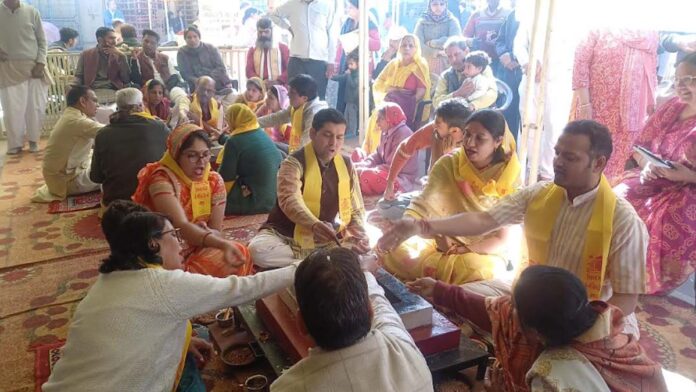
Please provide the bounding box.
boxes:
[200,231,213,247]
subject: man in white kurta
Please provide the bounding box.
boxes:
[271,248,433,392]
[32,86,104,202]
[379,121,647,338]
[0,0,50,155]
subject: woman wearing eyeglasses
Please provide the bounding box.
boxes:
[133,124,254,278]
[414,0,462,75]
[44,205,299,391]
[616,52,696,296]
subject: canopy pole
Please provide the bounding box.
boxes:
[518,0,543,185]
[528,0,556,184]
[358,0,370,145]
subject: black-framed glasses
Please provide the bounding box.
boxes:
[160,228,183,243]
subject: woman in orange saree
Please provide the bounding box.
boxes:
[133,124,253,277]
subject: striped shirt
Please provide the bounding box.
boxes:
[488,181,648,299]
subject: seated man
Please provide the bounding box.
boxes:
[134,29,188,126]
[246,17,289,87]
[249,109,369,268]
[177,26,236,106]
[433,37,497,111]
[49,27,79,52]
[187,76,224,138]
[32,86,103,202]
[381,99,473,208]
[379,120,647,337]
[90,87,169,209]
[271,247,433,391]
[74,27,130,103]
[258,74,327,153]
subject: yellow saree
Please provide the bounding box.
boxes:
[364,34,432,154]
[383,132,520,284]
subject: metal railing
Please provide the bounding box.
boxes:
[27,47,249,135]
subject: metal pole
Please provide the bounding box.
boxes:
[358,0,370,145]
[518,0,543,184]
[528,0,556,184]
[163,0,170,38]
[147,0,153,30]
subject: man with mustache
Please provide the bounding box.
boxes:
[74,26,130,104]
[245,17,289,87]
[379,120,648,339]
[433,37,498,111]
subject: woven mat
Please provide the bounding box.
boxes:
[47,191,101,214]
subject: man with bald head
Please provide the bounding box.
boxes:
[186,76,224,138]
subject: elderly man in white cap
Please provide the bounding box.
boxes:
[90,87,170,211]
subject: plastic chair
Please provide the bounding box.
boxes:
[492,78,513,112]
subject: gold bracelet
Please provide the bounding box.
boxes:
[201,231,213,247]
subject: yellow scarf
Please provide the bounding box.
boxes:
[366,34,431,154]
[294,143,352,249]
[454,128,520,199]
[143,263,192,392]
[160,151,212,222]
[289,104,305,153]
[191,93,220,129]
[133,111,157,120]
[218,104,261,186]
[524,176,616,299]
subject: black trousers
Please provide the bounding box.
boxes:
[287,57,328,100]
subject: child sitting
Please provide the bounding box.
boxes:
[235,77,266,112]
[256,85,292,144]
[463,50,493,104]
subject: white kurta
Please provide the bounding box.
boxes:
[0,2,49,150]
[271,272,434,392]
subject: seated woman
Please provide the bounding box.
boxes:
[142,79,171,123]
[132,124,253,277]
[616,52,696,295]
[380,110,520,285]
[362,34,431,155]
[44,203,299,392]
[217,104,283,215]
[352,103,418,196]
[408,266,667,391]
[256,84,292,144]
[234,77,266,112]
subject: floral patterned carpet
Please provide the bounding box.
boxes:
[0,153,694,391]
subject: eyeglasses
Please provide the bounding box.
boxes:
[160,228,183,243]
[672,75,696,86]
[184,151,211,163]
